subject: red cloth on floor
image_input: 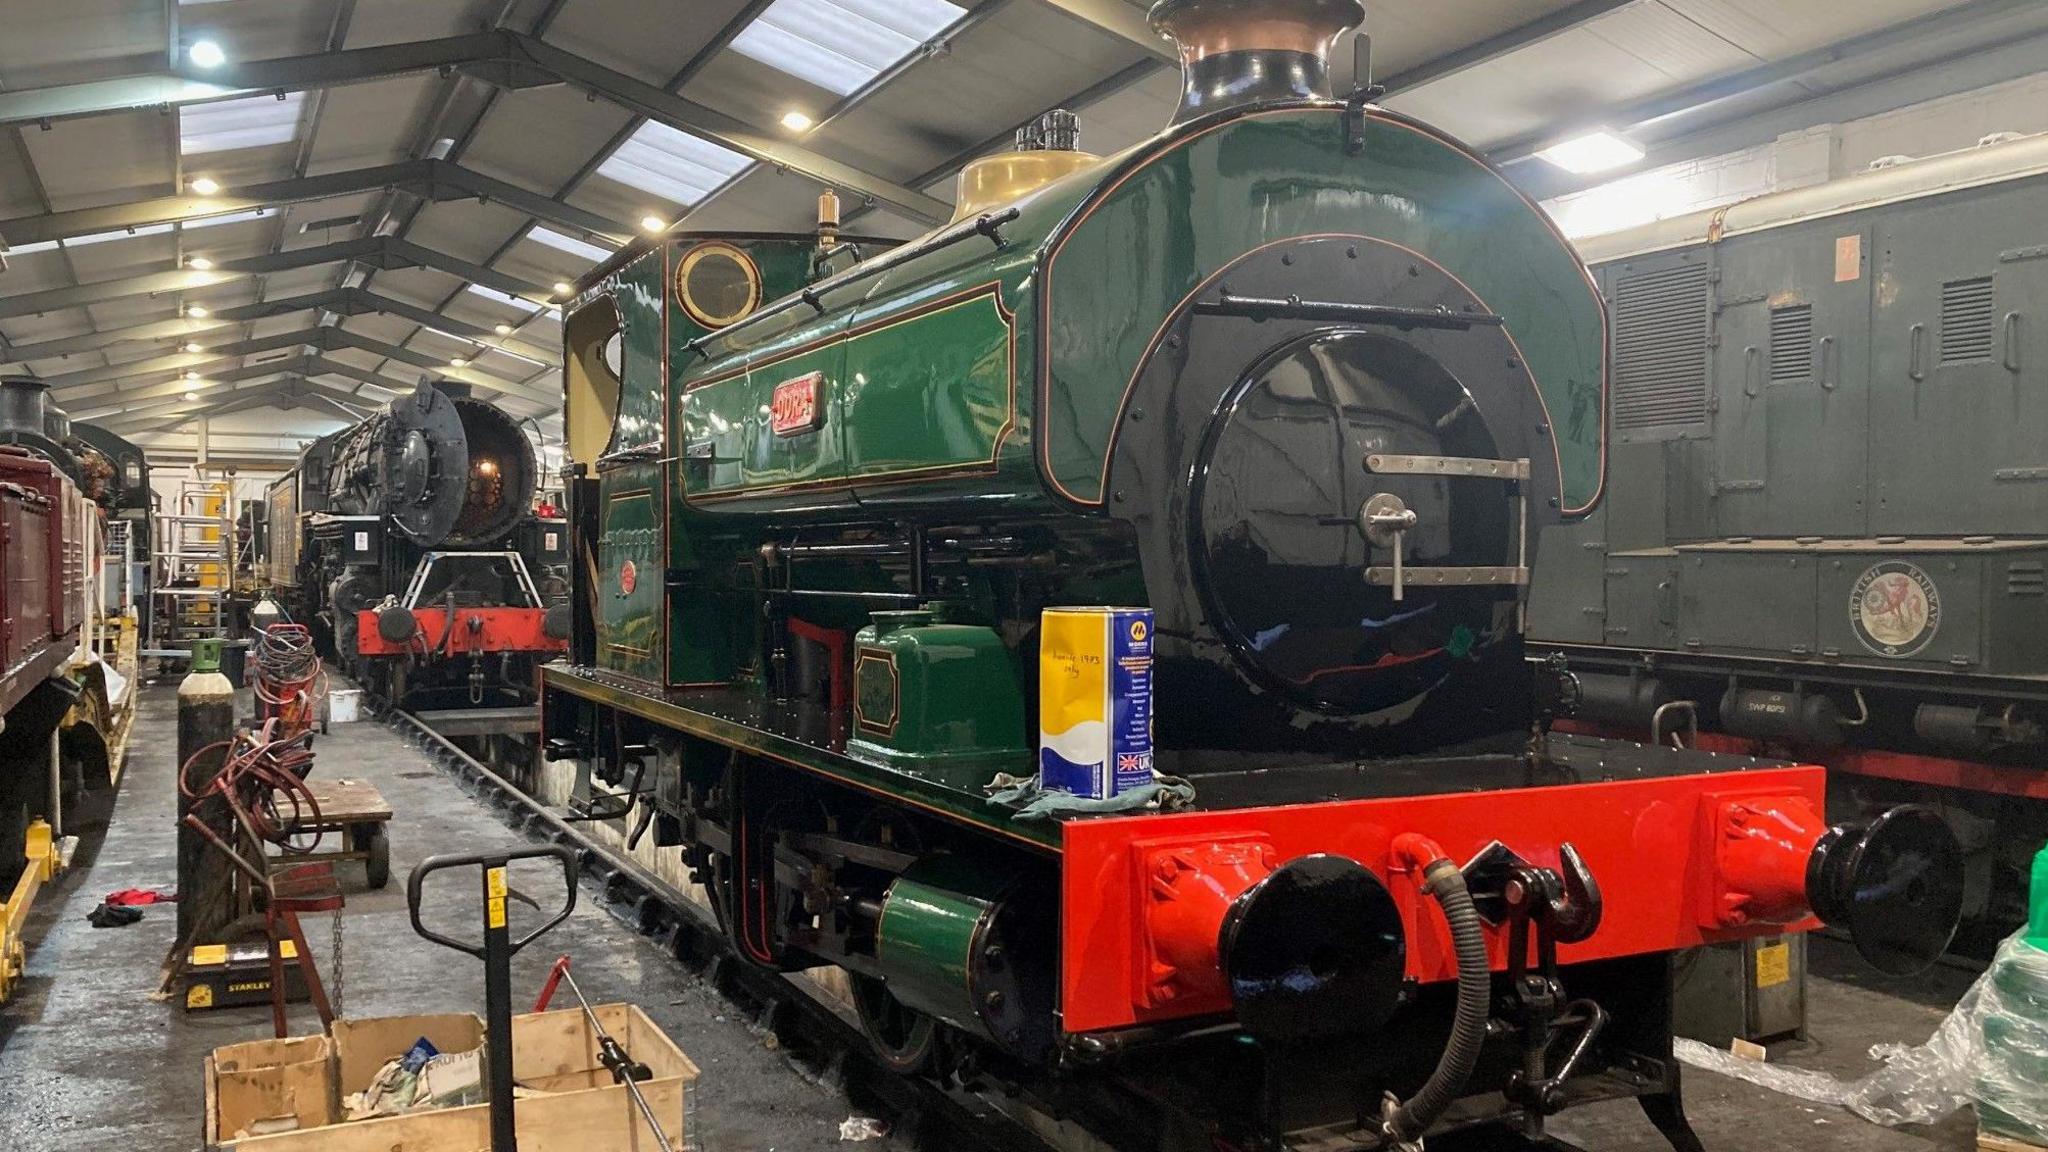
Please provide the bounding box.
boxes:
[104,888,177,906]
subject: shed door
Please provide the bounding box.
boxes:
[1709,225,1872,539]
[1870,183,2048,535]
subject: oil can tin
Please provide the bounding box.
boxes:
[1038,607,1154,797]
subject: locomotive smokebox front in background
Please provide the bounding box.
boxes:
[323,380,537,548]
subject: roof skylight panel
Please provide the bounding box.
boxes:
[1,239,62,255]
[527,227,616,264]
[596,121,752,206]
[181,92,306,154]
[730,0,966,96]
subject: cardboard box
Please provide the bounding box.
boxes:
[207,1005,695,1152]
[332,1012,485,1100]
[203,1035,333,1146]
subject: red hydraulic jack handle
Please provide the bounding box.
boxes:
[533,954,571,1013]
[530,954,676,1152]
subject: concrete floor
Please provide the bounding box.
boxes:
[0,685,1987,1152]
[0,687,896,1152]
[1551,938,1979,1152]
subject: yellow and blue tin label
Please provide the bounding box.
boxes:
[1039,607,1154,798]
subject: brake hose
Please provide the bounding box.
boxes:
[1384,834,1491,1147]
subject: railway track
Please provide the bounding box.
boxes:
[384,703,1064,1152]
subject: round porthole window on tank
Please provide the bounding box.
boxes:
[676,242,762,329]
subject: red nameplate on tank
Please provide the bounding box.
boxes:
[770,372,824,436]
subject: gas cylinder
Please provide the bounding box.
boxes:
[174,638,239,948]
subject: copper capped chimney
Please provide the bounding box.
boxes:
[1149,0,1366,124]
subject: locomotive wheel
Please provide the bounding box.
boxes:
[851,973,939,1074]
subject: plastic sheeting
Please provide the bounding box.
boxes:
[100,652,129,709]
[1675,933,2048,1138]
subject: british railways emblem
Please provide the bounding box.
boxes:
[1849,561,1940,657]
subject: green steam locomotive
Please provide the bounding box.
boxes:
[539,1,1958,1146]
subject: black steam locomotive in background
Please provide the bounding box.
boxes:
[260,380,568,706]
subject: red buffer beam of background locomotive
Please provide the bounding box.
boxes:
[354,607,566,657]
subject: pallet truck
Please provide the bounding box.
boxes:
[406,844,677,1152]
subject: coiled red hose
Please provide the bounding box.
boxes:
[253,623,325,739]
[180,719,323,853]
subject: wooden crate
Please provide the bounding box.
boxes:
[207,1004,695,1152]
[203,1035,334,1146]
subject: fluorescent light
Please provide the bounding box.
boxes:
[596,120,751,207]
[66,223,176,247]
[492,347,549,369]
[183,342,204,353]
[639,215,667,234]
[731,0,965,96]
[526,227,613,264]
[181,91,305,155]
[186,305,210,318]
[188,40,226,68]
[183,207,268,229]
[1536,131,1645,175]
[493,323,513,336]
[465,284,542,313]
[187,256,213,270]
[2,239,62,255]
[780,110,813,132]
[190,176,221,195]
[418,324,475,345]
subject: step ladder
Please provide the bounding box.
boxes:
[155,480,234,651]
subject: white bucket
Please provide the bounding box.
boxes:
[326,688,363,725]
